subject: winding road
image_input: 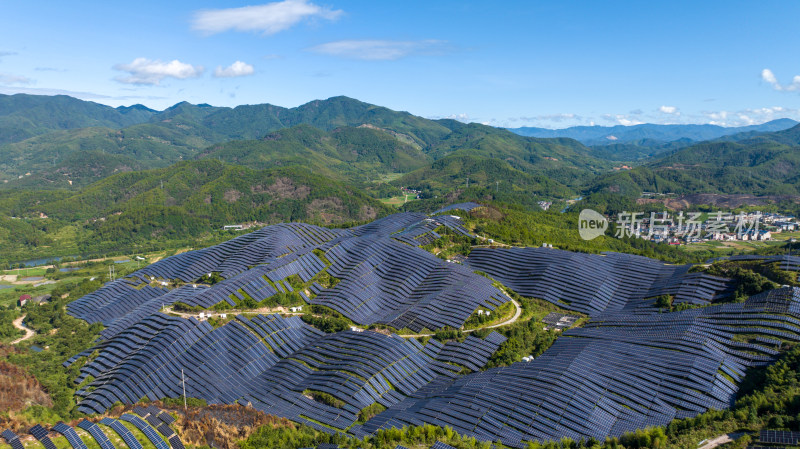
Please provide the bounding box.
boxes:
[399,298,522,338]
[163,299,523,339]
[11,315,35,345]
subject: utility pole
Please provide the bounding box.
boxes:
[182,368,187,413]
[466,177,469,189]
[496,181,499,192]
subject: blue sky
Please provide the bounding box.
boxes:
[1,1,799,128]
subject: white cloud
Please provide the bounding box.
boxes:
[113,58,204,85]
[214,61,255,78]
[523,113,578,122]
[615,115,644,126]
[0,86,166,103]
[0,72,33,85]
[705,106,799,127]
[659,105,678,114]
[708,111,728,121]
[762,68,800,92]
[192,0,342,35]
[310,39,448,60]
[762,68,778,85]
[0,51,16,61]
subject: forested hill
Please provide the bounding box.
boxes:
[586,124,800,197]
[0,160,390,261]
[510,119,799,161]
[0,93,608,189]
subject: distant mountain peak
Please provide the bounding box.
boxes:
[508,119,799,146]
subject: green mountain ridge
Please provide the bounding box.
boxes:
[198,124,431,183]
[0,94,156,144]
[0,94,608,193]
[394,153,576,206]
[586,124,800,197]
[0,160,389,261]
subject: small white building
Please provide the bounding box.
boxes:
[289,306,303,313]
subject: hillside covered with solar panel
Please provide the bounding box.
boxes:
[66,212,507,336]
[42,207,800,448]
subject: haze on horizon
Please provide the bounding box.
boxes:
[1,0,799,129]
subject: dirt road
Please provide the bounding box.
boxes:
[11,315,35,345]
[399,299,522,338]
[698,432,743,449]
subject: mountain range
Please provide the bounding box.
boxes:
[508,119,798,145]
[586,123,800,198]
[1,92,800,263]
[0,93,608,193]
[508,119,799,160]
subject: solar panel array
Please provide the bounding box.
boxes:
[99,418,143,449]
[432,202,482,214]
[314,234,508,331]
[119,414,170,449]
[357,288,800,446]
[52,422,89,449]
[431,443,458,449]
[1,430,23,449]
[758,429,800,445]
[68,313,504,434]
[57,209,800,447]
[133,407,183,449]
[467,247,735,315]
[391,216,472,247]
[4,414,180,449]
[67,213,504,334]
[77,420,115,449]
[427,332,508,372]
[29,425,57,449]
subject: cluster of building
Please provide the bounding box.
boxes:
[614,211,796,243]
[18,294,50,307]
[400,186,421,199]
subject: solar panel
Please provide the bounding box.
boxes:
[29,425,58,449]
[66,213,501,336]
[1,429,24,449]
[759,429,800,445]
[52,422,88,449]
[168,435,186,449]
[55,210,800,447]
[77,420,116,449]
[118,414,170,449]
[467,247,736,315]
[431,442,458,449]
[99,418,143,449]
[358,288,800,445]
